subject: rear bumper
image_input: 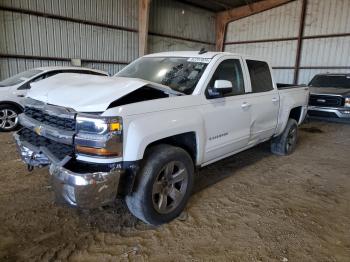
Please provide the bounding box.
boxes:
[14,131,122,209]
[307,106,350,119]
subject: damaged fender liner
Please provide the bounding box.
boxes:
[108,85,181,109]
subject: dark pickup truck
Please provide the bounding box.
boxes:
[307,73,350,120]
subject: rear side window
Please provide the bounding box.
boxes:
[246,60,273,93]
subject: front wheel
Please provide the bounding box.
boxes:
[126,144,194,225]
[0,105,21,132]
[271,118,298,156]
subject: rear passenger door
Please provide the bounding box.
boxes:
[244,60,279,145]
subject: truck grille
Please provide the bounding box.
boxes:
[24,107,76,131]
[18,128,74,160]
[309,94,344,107]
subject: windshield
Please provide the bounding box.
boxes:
[115,57,210,94]
[309,75,350,88]
[0,69,43,87]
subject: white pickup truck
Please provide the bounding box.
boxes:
[14,51,309,225]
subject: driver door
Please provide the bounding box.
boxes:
[201,57,251,163]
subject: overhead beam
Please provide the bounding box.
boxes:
[205,0,233,10]
[139,0,151,57]
[216,0,294,51]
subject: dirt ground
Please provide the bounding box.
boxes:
[0,120,349,262]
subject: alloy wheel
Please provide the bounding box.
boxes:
[152,161,189,214]
[0,109,18,130]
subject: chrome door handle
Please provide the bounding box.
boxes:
[241,102,251,109]
[272,97,279,102]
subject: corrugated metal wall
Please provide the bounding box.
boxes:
[0,0,216,80]
[225,1,301,42]
[225,0,301,84]
[224,0,350,84]
[148,0,215,53]
[0,0,138,80]
[226,41,298,66]
[0,0,138,28]
[298,0,350,84]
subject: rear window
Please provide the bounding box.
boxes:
[309,75,350,88]
[246,60,273,93]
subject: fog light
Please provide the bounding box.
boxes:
[343,110,350,114]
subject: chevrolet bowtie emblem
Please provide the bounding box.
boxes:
[34,126,43,136]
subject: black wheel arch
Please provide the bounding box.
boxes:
[0,101,24,112]
[143,132,198,165]
[289,106,302,124]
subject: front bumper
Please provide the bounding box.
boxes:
[308,106,350,119]
[14,131,122,209]
[49,164,121,208]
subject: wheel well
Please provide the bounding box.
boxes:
[145,132,197,164]
[0,101,23,112]
[289,106,302,123]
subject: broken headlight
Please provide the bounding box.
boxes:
[75,115,123,157]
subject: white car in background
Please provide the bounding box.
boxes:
[0,67,108,131]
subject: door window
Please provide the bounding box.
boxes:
[206,59,245,99]
[246,60,273,93]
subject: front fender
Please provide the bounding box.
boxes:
[123,109,205,164]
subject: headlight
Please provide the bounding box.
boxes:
[345,98,350,107]
[76,115,122,134]
[75,115,123,157]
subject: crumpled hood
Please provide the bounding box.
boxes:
[27,73,174,112]
[310,87,350,96]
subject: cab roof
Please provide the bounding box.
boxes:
[143,51,268,63]
[144,51,238,59]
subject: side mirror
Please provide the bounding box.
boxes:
[214,80,232,93]
[207,80,233,98]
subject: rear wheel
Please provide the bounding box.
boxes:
[271,118,298,156]
[126,144,194,225]
[0,105,21,132]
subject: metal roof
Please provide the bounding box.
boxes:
[174,0,263,12]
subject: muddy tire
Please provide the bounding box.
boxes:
[0,104,21,132]
[271,118,298,156]
[125,144,194,226]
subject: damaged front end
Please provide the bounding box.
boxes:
[14,98,128,209]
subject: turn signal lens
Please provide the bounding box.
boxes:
[76,145,121,156]
[110,122,122,131]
